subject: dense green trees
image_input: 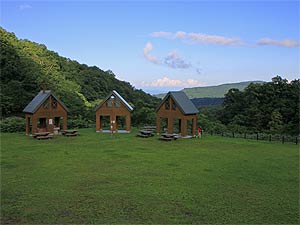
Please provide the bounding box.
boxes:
[0,27,159,125]
[218,76,299,135]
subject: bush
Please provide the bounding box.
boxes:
[0,117,25,133]
[67,116,93,129]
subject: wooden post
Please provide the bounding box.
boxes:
[192,116,197,136]
[126,115,131,132]
[32,117,37,133]
[63,115,67,130]
[96,114,100,131]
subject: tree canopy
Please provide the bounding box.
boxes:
[219,76,299,135]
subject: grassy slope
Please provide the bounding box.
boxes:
[1,129,299,224]
[155,81,264,99]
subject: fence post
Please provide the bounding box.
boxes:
[269,135,271,142]
[244,133,246,139]
[296,137,298,145]
[211,130,213,136]
[256,133,259,141]
[232,132,235,138]
[282,136,285,144]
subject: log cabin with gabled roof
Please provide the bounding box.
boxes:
[95,90,133,133]
[156,91,199,137]
[23,88,68,135]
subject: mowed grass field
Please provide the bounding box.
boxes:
[1,128,299,224]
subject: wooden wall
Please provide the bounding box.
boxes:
[25,96,67,134]
[95,99,131,132]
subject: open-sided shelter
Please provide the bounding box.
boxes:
[23,89,68,135]
[156,91,199,137]
[95,90,133,133]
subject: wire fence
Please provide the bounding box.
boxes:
[205,130,299,145]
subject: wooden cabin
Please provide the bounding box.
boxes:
[95,90,133,133]
[156,91,199,137]
[23,89,68,135]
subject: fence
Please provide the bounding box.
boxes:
[206,130,299,145]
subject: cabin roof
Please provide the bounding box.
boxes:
[95,90,133,112]
[23,90,69,114]
[156,91,199,115]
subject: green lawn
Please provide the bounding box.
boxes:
[1,129,299,224]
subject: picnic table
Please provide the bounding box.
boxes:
[33,132,53,140]
[159,133,180,141]
[62,130,79,137]
[137,129,154,138]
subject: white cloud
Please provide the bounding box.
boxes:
[151,31,300,48]
[143,42,161,64]
[151,31,173,38]
[140,76,205,88]
[188,33,243,46]
[143,43,192,69]
[151,31,243,46]
[174,31,186,39]
[18,4,32,10]
[257,38,300,48]
[164,51,191,69]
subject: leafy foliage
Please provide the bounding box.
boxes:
[219,76,299,135]
[0,117,25,132]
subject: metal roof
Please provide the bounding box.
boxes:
[95,90,133,111]
[156,91,199,115]
[23,90,69,114]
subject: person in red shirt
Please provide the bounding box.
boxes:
[198,127,202,138]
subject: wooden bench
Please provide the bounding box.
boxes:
[137,130,154,138]
[37,135,53,140]
[137,133,151,138]
[62,130,79,137]
[65,132,78,137]
[159,137,173,141]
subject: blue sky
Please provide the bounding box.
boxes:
[1,1,299,94]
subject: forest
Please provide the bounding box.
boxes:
[1,27,299,135]
[199,76,299,135]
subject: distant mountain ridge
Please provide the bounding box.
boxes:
[155,81,265,99]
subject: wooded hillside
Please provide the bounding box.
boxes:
[0,27,159,125]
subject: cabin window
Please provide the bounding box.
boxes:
[165,99,170,110]
[115,100,121,108]
[43,100,49,109]
[52,99,57,109]
[172,101,176,110]
[106,100,113,108]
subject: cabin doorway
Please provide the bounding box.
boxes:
[173,118,182,134]
[187,119,193,136]
[160,118,168,133]
[37,118,47,132]
[100,115,111,130]
[116,116,126,130]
